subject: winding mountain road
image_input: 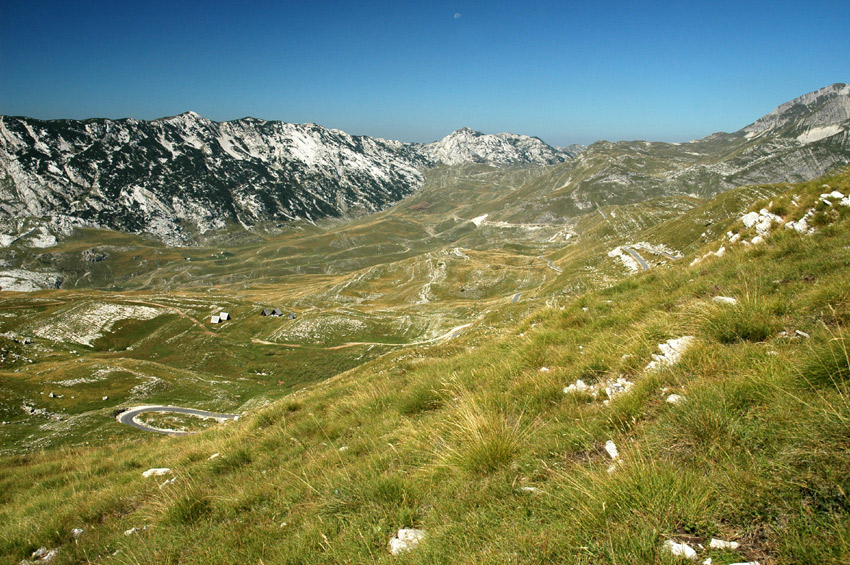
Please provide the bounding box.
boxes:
[117,406,240,435]
[621,246,649,271]
[537,256,563,273]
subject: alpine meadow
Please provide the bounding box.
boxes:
[2,82,850,564]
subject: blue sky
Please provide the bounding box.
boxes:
[1,0,848,146]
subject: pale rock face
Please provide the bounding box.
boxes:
[0,113,430,244]
[743,83,850,139]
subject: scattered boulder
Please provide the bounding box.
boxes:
[563,376,633,401]
[564,379,591,394]
[604,440,619,460]
[741,209,783,237]
[142,468,171,478]
[709,538,739,550]
[81,250,108,262]
[605,440,621,473]
[664,539,697,560]
[21,547,59,564]
[388,528,426,555]
[646,336,694,372]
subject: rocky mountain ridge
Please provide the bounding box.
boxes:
[1,84,848,246]
[0,114,572,245]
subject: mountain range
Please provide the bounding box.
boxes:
[1,83,848,245]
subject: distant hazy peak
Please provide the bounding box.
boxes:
[742,83,850,138]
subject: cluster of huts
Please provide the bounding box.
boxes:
[210,312,230,324]
[261,308,296,319]
[209,309,297,324]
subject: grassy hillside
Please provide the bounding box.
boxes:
[1,171,849,563]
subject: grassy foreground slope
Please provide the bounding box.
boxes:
[2,171,850,564]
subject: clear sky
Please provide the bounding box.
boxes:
[1,0,848,146]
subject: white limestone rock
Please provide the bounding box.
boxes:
[388,528,426,555]
[646,336,695,371]
[664,539,698,560]
[709,538,740,550]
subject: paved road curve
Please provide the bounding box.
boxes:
[621,246,649,271]
[117,405,240,436]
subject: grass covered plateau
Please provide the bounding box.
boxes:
[2,171,850,563]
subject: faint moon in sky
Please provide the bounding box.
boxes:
[454,13,462,19]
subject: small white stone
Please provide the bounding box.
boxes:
[208,453,220,460]
[712,296,738,305]
[142,468,171,478]
[604,440,619,461]
[539,366,550,372]
[751,235,765,245]
[564,379,590,394]
[703,559,712,565]
[666,394,685,405]
[71,528,84,538]
[795,330,810,338]
[159,477,177,489]
[338,446,349,452]
[709,538,740,550]
[664,539,698,560]
[388,528,426,555]
[102,396,108,401]
[519,486,537,493]
[124,527,139,536]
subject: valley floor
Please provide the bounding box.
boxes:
[1,172,850,563]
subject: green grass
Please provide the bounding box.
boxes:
[1,171,850,563]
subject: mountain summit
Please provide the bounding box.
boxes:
[1,84,849,245]
[420,127,576,166]
[742,82,850,142]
